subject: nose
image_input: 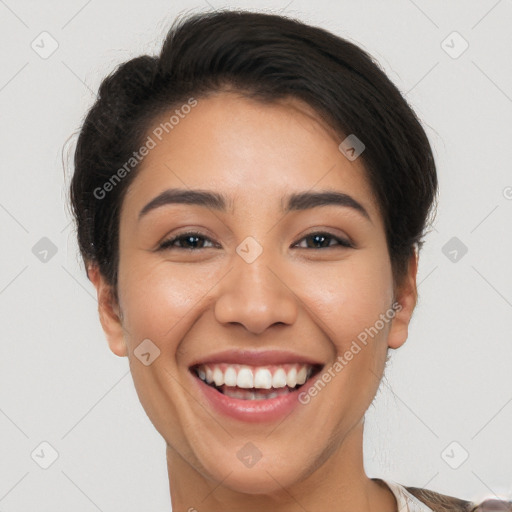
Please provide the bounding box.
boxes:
[214,247,298,335]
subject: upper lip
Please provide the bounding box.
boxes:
[189,349,324,368]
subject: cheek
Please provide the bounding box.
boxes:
[117,258,220,347]
[295,254,394,348]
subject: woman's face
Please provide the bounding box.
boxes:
[93,91,416,494]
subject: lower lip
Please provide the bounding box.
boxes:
[191,372,315,423]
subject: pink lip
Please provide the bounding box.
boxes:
[188,365,323,423]
[188,349,324,368]
[190,373,303,423]
[187,349,324,423]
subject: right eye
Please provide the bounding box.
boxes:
[157,231,218,251]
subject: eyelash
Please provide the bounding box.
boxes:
[157,231,354,251]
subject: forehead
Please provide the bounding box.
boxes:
[122,92,380,221]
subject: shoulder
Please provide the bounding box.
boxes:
[405,486,473,511]
[406,486,512,512]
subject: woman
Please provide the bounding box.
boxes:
[69,9,508,512]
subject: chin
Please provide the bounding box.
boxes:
[187,443,308,495]
[214,464,301,495]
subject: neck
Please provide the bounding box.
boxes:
[165,420,398,512]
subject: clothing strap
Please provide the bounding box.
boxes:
[406,487,512,512]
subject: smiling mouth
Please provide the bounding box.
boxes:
[191,362,323,400]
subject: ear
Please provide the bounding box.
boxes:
[387,250,419,350]
[87,264,127,357]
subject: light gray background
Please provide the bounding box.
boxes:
[1,0,511,510]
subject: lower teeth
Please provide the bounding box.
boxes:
[219,385,293,400]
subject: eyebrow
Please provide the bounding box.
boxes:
[138,188,371,222]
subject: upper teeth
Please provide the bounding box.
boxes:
[195,363,314,389]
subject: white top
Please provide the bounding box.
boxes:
[381,479,435,512]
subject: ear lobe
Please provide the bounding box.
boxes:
[387,251,419,350]
[87,264,127,358]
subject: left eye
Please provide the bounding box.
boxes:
[294,232,353,249]
[157,231,352,251]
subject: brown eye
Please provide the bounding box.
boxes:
[158,232,216,250]
[156,231,353,251]
[295,232,353,249]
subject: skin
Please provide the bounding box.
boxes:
[89,90,418,512]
